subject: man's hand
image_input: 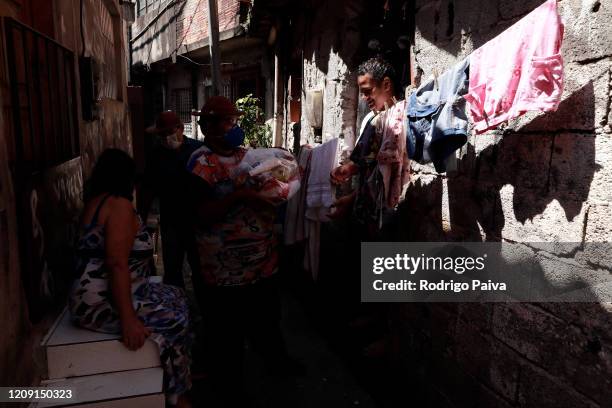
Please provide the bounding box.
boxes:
[121,316,151,351]
[331,162,358,185]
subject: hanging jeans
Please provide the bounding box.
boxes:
[406,57,470,173]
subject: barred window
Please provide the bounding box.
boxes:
[171,88,193,135]
[5,18,79,171]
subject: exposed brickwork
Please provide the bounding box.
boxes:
[132,0,241,65]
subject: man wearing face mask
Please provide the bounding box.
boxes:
[141,110,203,288]
[186,96,302,404]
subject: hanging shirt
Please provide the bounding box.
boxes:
[464,0,564,133]
[306,138,339,220]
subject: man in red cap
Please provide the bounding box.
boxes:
[141,110,203,288]
[186,96,302,403]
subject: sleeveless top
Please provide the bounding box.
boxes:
[69,194,154,331]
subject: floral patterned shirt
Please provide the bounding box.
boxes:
[187,145,298,286]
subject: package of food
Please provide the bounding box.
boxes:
[229,148,301,202]
[233,148,297,181]
[248,158,283,177]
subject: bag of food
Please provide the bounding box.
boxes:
[230,148,301,202]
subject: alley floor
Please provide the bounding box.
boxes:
[147,202,404,408]
[189,286,379,408]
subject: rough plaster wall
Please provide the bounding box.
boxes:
[80,0,133,177]
[395,0,612,406]
[298,0,361,149]
[300,57,325,145]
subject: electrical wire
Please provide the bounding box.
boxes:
[172,0,204,57]
[177,54,232,66]
[130,0,181,43]
[144,0,178,66]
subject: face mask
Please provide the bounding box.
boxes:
[164,132,182,150]
[223,125,245,148]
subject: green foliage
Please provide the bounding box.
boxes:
[236,94,272,148]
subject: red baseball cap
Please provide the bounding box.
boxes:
[194,96,244,118]
[146,111,183,134]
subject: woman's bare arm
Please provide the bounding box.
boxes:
[105,197,150,350]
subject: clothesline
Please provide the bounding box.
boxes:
[405,0,564,172]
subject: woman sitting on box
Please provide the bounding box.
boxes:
[69,148,192,408]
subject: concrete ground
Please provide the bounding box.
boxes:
[189,286,379,408]
[149,202,391,408]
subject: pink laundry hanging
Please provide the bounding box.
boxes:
[464,0,565,134]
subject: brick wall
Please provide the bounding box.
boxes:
[177,0,240,46]
[393,0,612,406]
[132,0,241,66]
[177,0,205,46]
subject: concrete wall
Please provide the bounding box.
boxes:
[392,0,612,406]
[291,0,611,405]
[58,0,133,176]
[0,0,132,386]
[297,0,364,151]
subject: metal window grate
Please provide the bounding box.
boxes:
[5,18,80,172]
[171,88,192,135]
[222,79,232,100]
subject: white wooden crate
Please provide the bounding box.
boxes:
[42,308,160,379]
[31,367,165,408]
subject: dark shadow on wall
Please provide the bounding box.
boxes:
[299,0,366,73]
[131,1,187,61]
[382,78,606,408]
[301,231,611,407]
[279,1,608,406]
[390,302,611,407]
[297,0,412,77]
[385,237,612,407]
[395,176,445,241]
[282,118,605,408]
[413,0,548,58]
[446,80,598,240]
